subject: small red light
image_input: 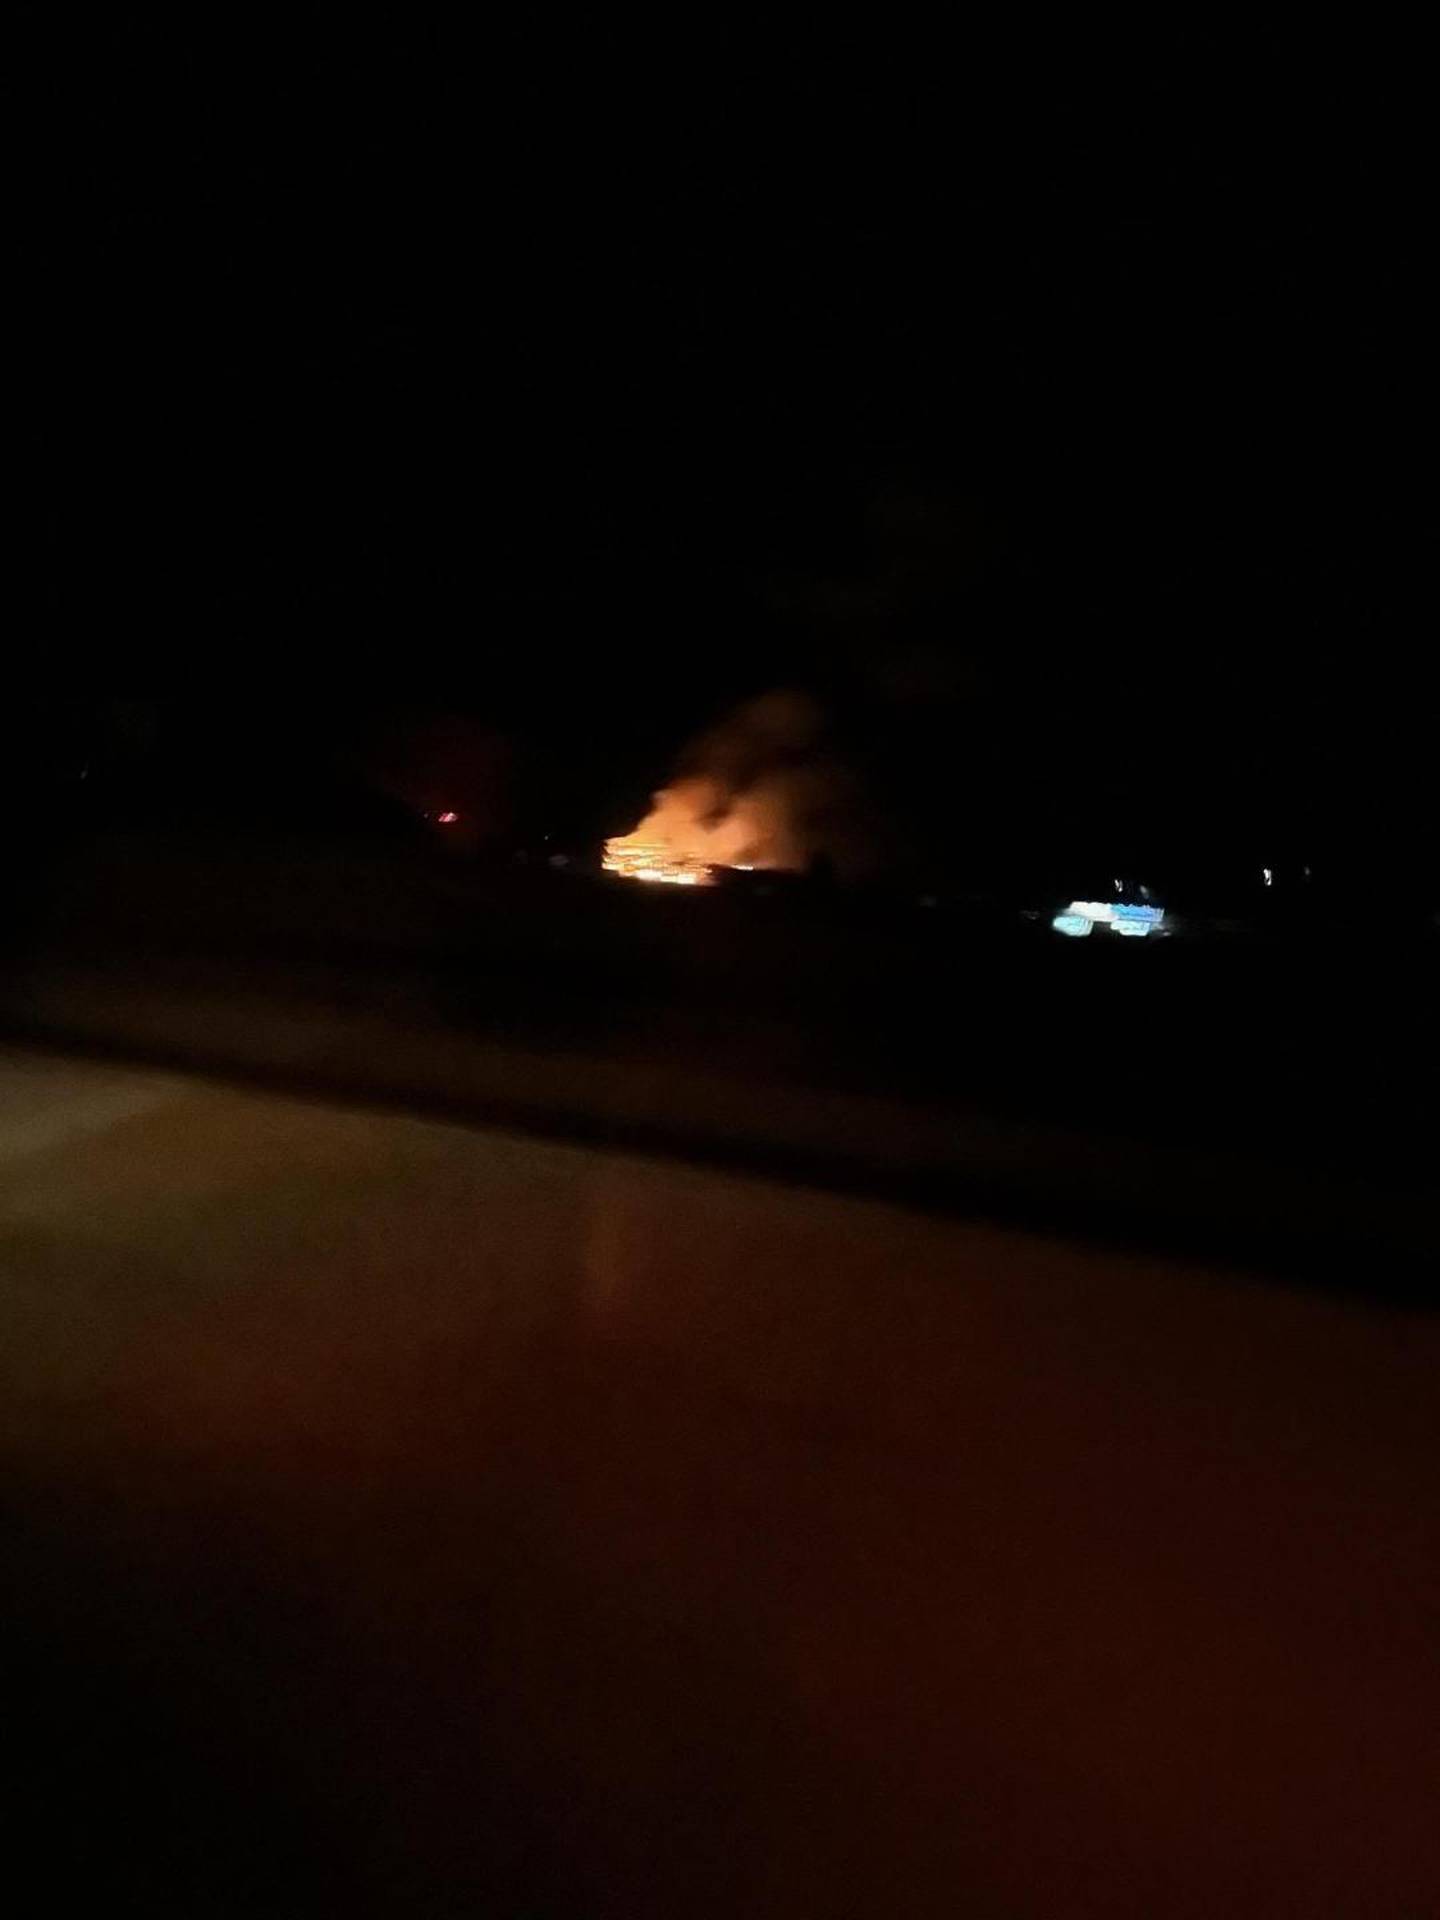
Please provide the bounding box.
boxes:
[437,810,459,825]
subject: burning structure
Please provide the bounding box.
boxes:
[602,693,863,887]
[603,777,774,886]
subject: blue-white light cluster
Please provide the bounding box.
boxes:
[1052,899,1166,939]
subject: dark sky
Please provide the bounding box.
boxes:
[14,19,1421,870]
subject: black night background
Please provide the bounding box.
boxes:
[12,19,1423,895]
[3,19,1436,1919]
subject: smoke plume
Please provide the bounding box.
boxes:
[606,691,873,882]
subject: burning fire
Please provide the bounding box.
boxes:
[602,842,711,885]
[603,777,783,886]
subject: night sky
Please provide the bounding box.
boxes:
[14,20,1421,883]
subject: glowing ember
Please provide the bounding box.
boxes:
[603,776,791,886]
[602,841,714,886]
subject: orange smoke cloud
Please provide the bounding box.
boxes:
[604,691,871,886]
[603,775,797,883]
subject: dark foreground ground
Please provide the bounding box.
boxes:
[21,829,1440,1148]
[4,831,1436,1293]
[2,1046,1437,1915]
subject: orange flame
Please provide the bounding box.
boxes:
[603,777,786,886]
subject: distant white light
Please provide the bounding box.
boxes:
[1111,903,1165,934]
[1262,867,1274,887]
[1057,899,1165,939]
